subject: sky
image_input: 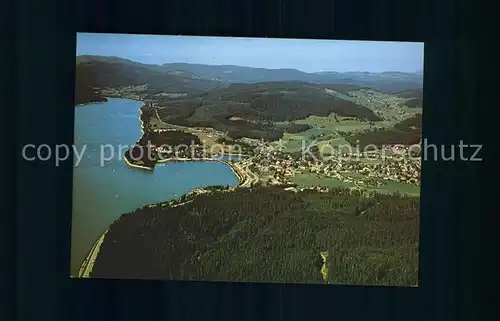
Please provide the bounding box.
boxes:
[76,33,424,73]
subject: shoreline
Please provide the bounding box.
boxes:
[158,157,245,183]
[77,228,109,278]
[123,153,154,171]
[75,98,108,107]
[76,96,147,276]
[78,96,150,172]
[113,94,248,196]
[77,157,246,277]
[126,99,248,180]
[139,107,145,136]
[123,96,249,178]
[77,96,250,276]
[122,100,151,170]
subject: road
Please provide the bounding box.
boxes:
[78,229,109,278]
[232,159,259,187]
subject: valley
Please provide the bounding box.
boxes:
[74,54,423,284]
[75,55,422,193]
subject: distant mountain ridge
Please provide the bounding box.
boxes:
[77,55,423,94]
[75,55,226,105]
[160,62,423,93]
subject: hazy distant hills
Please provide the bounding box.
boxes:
[75,55,225,104]
[76,55,222,92]
[75,55,423,98]
[160,63,314,84]
[160,63,423,93]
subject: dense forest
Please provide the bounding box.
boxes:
[158,82,383,122]
[123,103,203,168]
[74,63,108,105]
[91,186,419,286]
[165,113,311,141]
[393,114,422,133]
[346,114,422,148]
[125,127,202,168]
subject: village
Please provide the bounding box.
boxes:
[147,133,421,193]
[237,144,421,189]
[140,97,421,193]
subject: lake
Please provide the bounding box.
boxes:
[71,98,240,275]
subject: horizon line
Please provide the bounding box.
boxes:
[76,54,423,75]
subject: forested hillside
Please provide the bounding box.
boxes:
[155,82,383,141]
[160,63,423,93]
[346,114,422,148]
[92,186,419,286]
[74,56,223,105]
[74,63,108,105]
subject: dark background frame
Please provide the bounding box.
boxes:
[10,0,487,320]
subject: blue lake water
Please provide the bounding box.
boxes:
[71,98,240,275]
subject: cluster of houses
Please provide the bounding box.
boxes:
[241,147,421,187]
[284,186,331,193]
